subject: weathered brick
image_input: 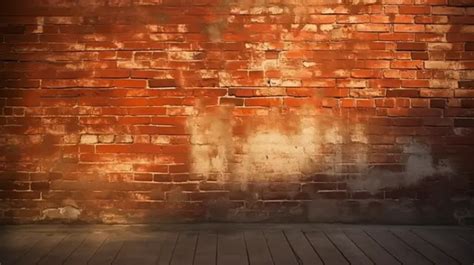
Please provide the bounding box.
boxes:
[0,0,472,224]
[148,79,177,88]
[396,42,426,51]
[386,89,420,97]
[80,135,98,144]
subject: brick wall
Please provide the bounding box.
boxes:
[0,0,473,224]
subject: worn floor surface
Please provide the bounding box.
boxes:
[0,224,473,265]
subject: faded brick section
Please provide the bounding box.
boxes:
[0,0,473,224]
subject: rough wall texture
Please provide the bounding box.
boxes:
[0,0,473,224]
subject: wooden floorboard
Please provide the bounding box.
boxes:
[456,229,474,246]
[391,228,458,265]
[365,229,432,265]
[343,228,401,265]
[305,230,349,265]
[156,231,179,265]
[15,233,67,265]
[194,231,217,265]
[217,231,248,265]
[264,230,299,265]
[0,233,42,265]
[63,232,108,265]
[88,233,124,265]
[170,231,198,265]
[284,230,323,265]
[113,234,163,265]
[326,229,373,265]
[413,228,474,265]
[0,225,472,265]
[244,230,273,265]
[37,233,87,265]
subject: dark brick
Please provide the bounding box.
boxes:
[430,99,446,108]
[448,0,474,6]
[458,81,474,88]
[386,89,420,97]
[454,119,474,127]
[466,42,474,51]
[411,52,429,60]
[461,99,474,108]
[148,79,176,87]
[396,42,426,51]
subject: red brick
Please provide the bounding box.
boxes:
[386,89,420,97]
[401,80,429,88]
[396,42,427,51]
[411,52,429,60]
[112,79,147,88]
[356,99,376,108]
[390,60,423,69]
[394,25,425,32]
[245,98,281,107]
[220,97,244,106]
[149,79,177,87]
[399,6,430,15]
[95,69,130,78]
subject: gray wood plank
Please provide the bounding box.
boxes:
[414,228,474,265]
[264,230,298,265]
[156,231,179,265]
[88,233,124,265]
[244,230,273,265]
[1,225,473,265]
[217,231,248,265]
[113,233,163,265]
[365,229,431,265]
[38,233,87,265]
[344,229,400,265]
[0,233,42,265]
[391,229,457,265]
[170,231,198,265]
[284,230,323,265]
[305,231,348,265]
[15,233,67,265]
[454,229,474,246]
[63,232,108,265]
[194,231,217,265]
[326,230,373,265]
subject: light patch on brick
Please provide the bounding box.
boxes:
[80,134,98,144]
[189,107,233,181]
[99,134,115,143]
[33,17,44,33]
[188,105,370,186]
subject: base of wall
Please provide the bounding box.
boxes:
[2,198,472,225]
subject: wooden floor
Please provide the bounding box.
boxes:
[0,224,473,265]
